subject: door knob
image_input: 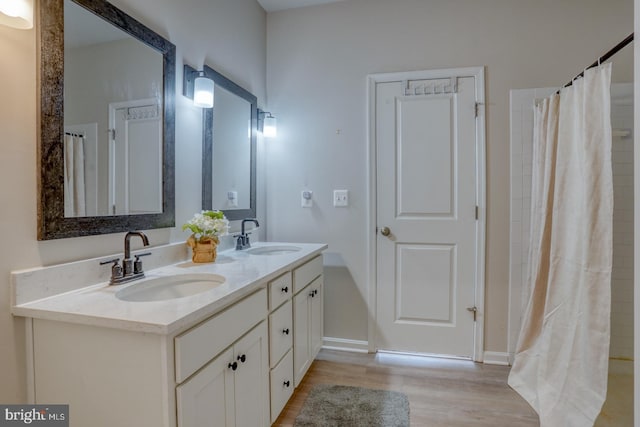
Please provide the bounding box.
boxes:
[380,226,391,237]
[467,306,477,322]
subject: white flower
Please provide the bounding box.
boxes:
[182,210,229,242]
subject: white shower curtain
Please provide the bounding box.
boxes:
[508,64,613,426]
[63,133,86,217]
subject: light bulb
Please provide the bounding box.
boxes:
[263,115,277,138]
[193,76,214,108]
[0,0,33,29]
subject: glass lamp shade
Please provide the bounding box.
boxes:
[0,0,33,29]
[263,115,277,138]
[193,76,214,108]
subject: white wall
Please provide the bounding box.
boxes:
[0,0,266,403]
[265,0,634,350]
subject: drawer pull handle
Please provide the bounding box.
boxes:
[281,286,289,293]
[237,354,247,363]
[283,328,290,335]
[228,362,238,371]
[283,380,290,388]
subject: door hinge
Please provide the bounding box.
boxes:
[109,128,116,140]
[475,205,479,220]
[475,102,484,117]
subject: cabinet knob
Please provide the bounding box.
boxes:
[281,286,289,293]
[228,361,238,371]
[237,354,247,363]
[309,291,315,298]
[283,380,290,388]
[282,328,290,335]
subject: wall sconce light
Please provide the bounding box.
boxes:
[258,109,277,138]
[183,65,214,108]
[0,0,33,29]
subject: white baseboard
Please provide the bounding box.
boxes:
[322,337,369,353]
[483,351,511,366]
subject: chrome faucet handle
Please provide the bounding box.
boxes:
[133,252,152,275]
[100,258,123,280]
[235,234,245,250]
[134,252,152,259]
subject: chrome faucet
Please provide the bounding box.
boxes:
[100,231,151,285]
[124,231,150,275]
[236,219,259,250]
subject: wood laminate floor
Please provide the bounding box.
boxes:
[274,349,539,426]
[274,350,633,427]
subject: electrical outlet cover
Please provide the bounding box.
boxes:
[301,190,313,208]
[227,191,238,208]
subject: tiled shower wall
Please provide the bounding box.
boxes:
[509,84,634,361]
[610,88,634,359]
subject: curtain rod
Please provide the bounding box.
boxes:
[557,32,634,94]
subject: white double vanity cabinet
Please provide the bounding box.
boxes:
[12,243,326,427]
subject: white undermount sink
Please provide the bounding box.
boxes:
[115,274,226,302]
[246,245,301,256]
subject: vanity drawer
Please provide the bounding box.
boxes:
[270,349,294,423]
[293,255,323,294]
[269,300,292,367]
[269,272,292,310]
[174,288,267,383]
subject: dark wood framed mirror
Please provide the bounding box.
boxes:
[38,0,176,240]
[184,64,257,221]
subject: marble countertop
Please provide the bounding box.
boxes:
[12,242,327,335]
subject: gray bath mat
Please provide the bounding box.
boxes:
[294,384,410,427]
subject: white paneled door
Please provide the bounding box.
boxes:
[110,99,162,216]
[373,70,484,359]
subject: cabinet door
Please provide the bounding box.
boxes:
[234,321,269,427]
[176,347,235,427]
[310,276,324,359]
[293,287,311,386]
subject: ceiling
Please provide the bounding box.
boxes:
[257,0,346,12]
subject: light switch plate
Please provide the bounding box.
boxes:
[333,189,348,207]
